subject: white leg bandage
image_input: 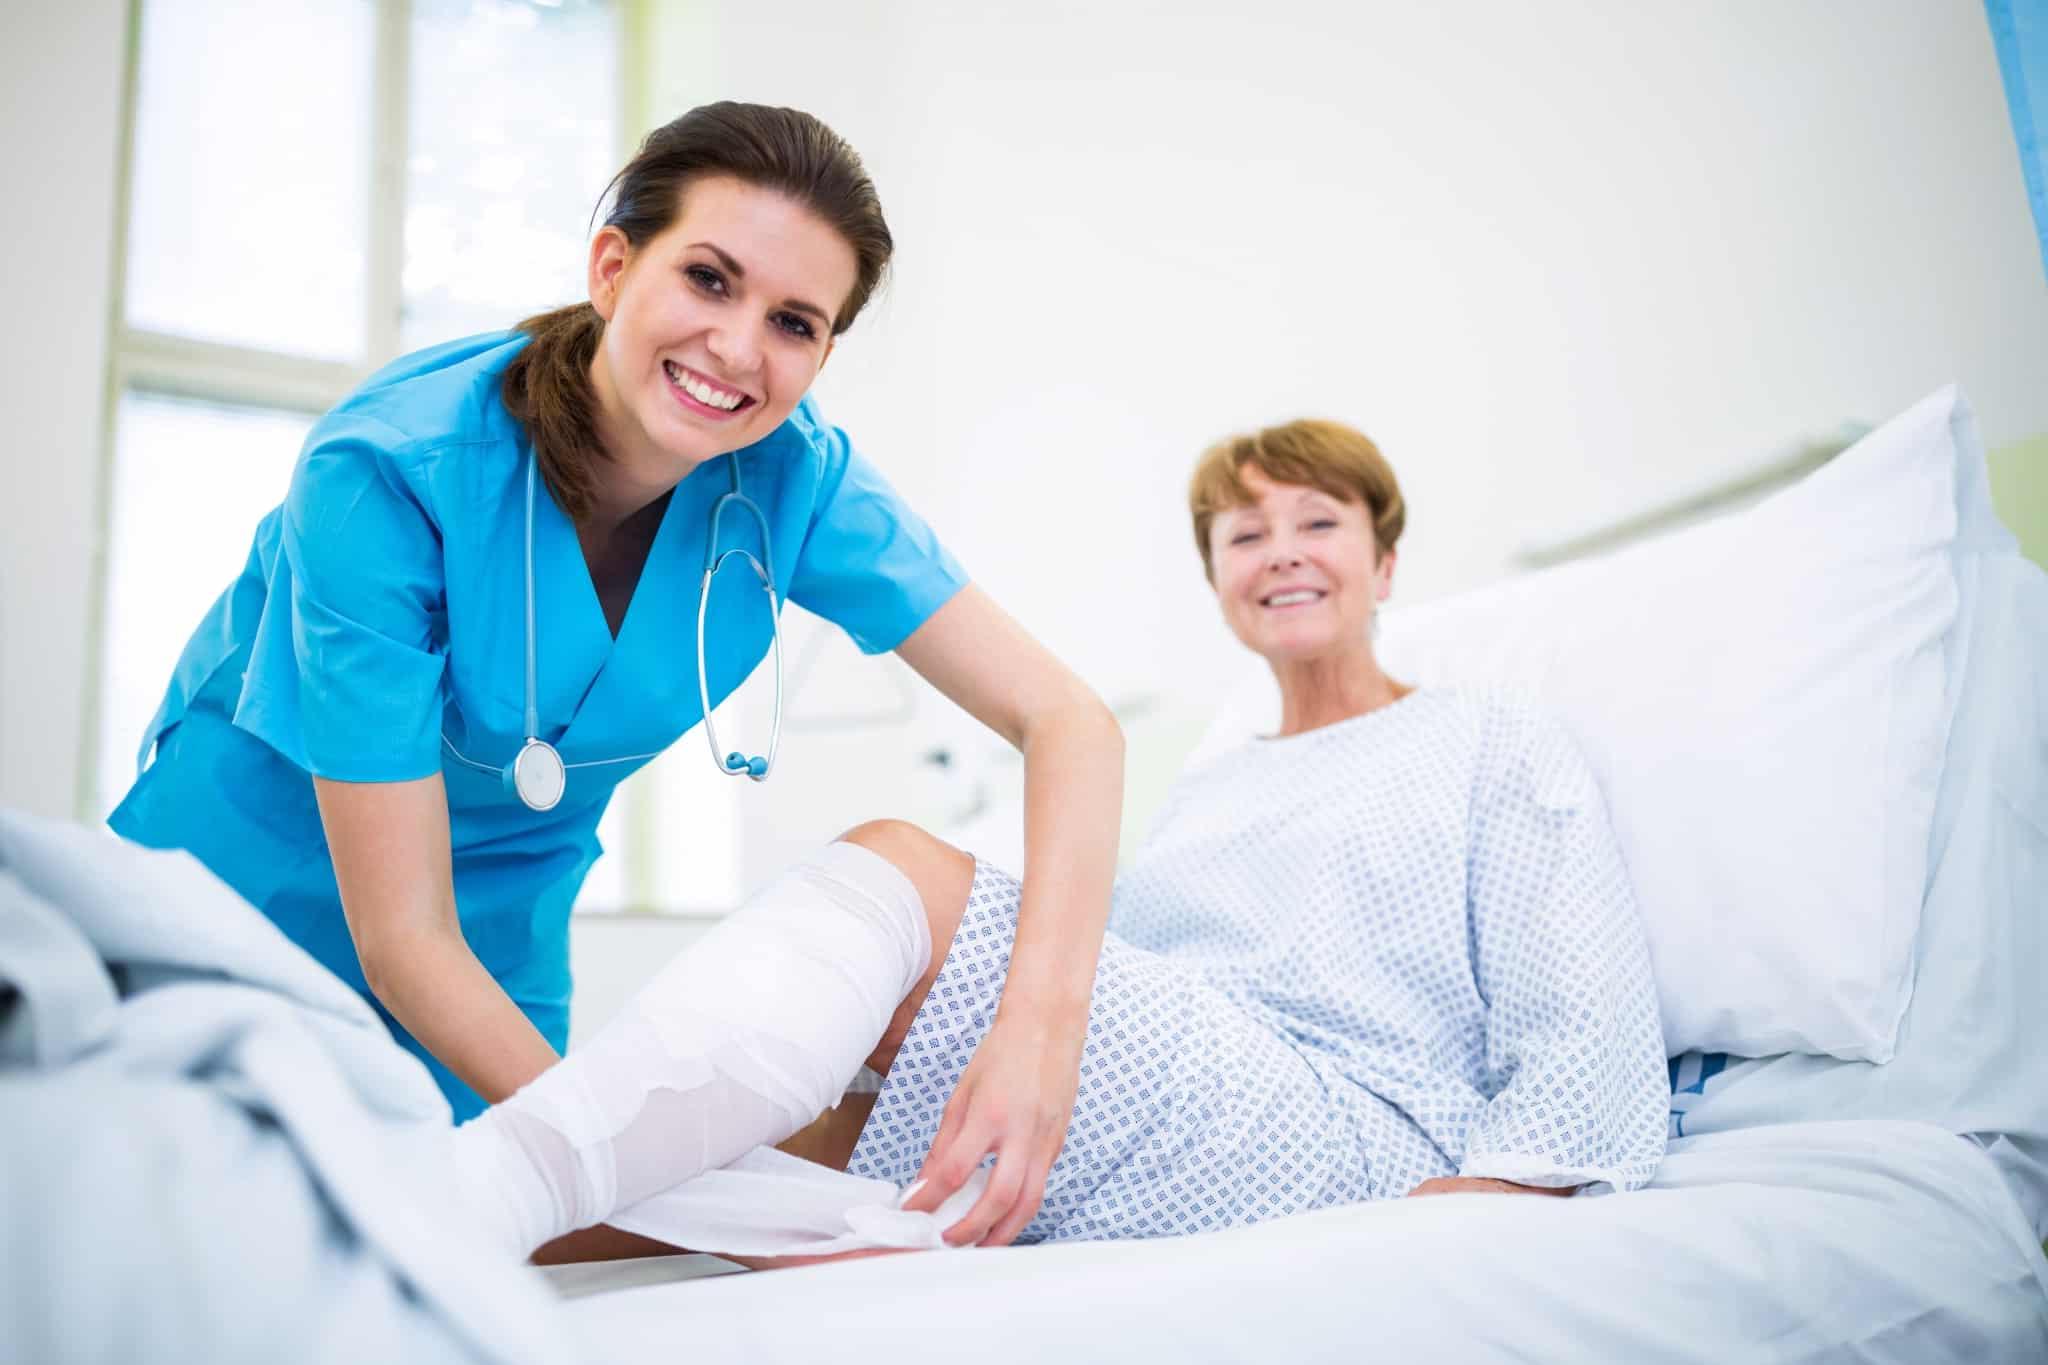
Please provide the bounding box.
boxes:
[450,840,930,1255]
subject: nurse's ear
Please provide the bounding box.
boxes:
[587,226,632,321]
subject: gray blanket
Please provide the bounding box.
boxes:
[0,808,585,1364]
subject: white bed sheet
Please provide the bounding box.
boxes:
[559,1120,2048,1363]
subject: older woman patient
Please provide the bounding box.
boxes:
[453,419,1669,1256]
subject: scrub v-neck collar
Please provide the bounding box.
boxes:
[530,467,691,749]
[578,487,676,640]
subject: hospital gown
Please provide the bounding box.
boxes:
[847,688,1669,1242]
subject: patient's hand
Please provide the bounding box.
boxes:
[1406,1176,1579,1199]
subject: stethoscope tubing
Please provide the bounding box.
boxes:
[440,449,783,808]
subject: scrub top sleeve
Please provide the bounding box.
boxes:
[271,430,450,782]
[784,419,969,654]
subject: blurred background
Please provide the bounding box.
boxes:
[4,2,2045,1030]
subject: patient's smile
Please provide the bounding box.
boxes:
[1261,588,1326,609]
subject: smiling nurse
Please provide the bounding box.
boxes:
[110,103,1122,1240]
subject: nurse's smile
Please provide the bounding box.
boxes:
[662,359,756,418]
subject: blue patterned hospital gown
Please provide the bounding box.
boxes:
[846,689,1669,1243]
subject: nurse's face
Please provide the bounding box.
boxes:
[1207,465,1394,665]
[588,175,858,483]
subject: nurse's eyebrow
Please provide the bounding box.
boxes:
[690,241,833,328]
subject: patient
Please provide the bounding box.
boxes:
[452,419,1669,1258]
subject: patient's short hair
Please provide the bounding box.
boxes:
[1187,418,1405,579]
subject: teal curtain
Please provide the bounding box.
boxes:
[1988,0,2048,280]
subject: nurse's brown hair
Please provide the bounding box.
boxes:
[501,102,894,521]
[1187,419,1406,580]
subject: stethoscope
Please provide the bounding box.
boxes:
[442,450,783,812]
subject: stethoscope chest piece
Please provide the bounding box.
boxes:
[508,738,566,812]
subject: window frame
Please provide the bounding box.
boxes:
[82,0,662,909]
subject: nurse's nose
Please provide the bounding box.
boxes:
[706,321,763,377]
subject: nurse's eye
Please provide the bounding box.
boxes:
[1230,530,1264,546]
[1304,518,1338,532]
[684,264,728,296]
[772,311,818,341]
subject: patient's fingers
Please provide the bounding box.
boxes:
[983,1145,1051,1246]
[943,1134,1027,1246]
[902,1100,975,1213]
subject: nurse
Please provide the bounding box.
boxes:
[111,102,1121,1243]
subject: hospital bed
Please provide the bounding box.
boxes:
[539,387,2048,1361]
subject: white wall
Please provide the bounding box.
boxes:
[0,1,128,817]
[633,0,2048,879]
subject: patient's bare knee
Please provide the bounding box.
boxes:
[836,820,975,1075]
[836,820,975,926]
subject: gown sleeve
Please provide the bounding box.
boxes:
[783,408,969,654]
[1457,701,1669,1194]
[237,416,450,782]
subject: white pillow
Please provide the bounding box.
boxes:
[1191,385,1976,1062]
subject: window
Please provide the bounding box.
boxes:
[124,0,376,362]
[95,0,731,911]
[95,395,318,811]
[402,0,619,351]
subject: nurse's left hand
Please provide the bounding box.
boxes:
[902,1014,1084,1246]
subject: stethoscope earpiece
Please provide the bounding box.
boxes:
[722,751,769,781]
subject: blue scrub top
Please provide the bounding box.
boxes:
[110,331,968,1118]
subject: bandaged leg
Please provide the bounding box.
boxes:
[451,840,931,1256]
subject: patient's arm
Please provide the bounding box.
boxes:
[1459,710,1668,1192]
[1407,1177,1580,1199]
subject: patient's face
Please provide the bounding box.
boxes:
[1207,466,1392,664]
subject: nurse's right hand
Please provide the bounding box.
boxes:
[315,774,562,1105]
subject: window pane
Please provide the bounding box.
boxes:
[573,792,632,912]
[97,393,313,816]
[126,0,375,362]
[572,727,742,915]
[402,0,619,352]
[644,721,743,910]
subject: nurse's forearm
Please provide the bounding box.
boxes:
[369,930,561,1104]
[1002,699,1123,1028]
[890,587,1119,1032]
[315,774,561,1105]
